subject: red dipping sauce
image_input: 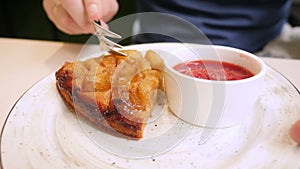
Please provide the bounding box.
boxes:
[173,60,254,81]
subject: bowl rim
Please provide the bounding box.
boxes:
[164,45,267,84]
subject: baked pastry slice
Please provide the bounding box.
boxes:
[55,50,163,139]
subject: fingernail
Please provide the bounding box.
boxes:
[87,4,98,19]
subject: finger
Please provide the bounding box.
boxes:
[290,120,300,144]
[43,0,92,34]
[43,0,57,24]
[43,0,78,34]
[54,5,87,34]
[84,0,119,22]
[100,20,109,29]
[60,0,93,32]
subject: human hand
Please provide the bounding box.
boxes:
[290,120,300,144]
[43,0,119,35]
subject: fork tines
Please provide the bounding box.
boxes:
[93,20,126,56]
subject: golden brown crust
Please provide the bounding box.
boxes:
[55,50,162,139]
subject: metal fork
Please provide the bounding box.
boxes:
[93,20,127,56]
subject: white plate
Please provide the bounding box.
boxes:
[1,43,300,169]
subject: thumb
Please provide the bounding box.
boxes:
[84,0,119,23]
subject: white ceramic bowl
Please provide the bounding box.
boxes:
[162,44,267,128]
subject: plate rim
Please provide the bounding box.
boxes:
[1,42,300,168]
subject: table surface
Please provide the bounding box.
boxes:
[0,37,299,132]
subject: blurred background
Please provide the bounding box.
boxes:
[0,0,299,47]
[290,0,300,26]
[0,0,137,45]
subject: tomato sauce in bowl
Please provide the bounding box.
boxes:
[173,60,254,81]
